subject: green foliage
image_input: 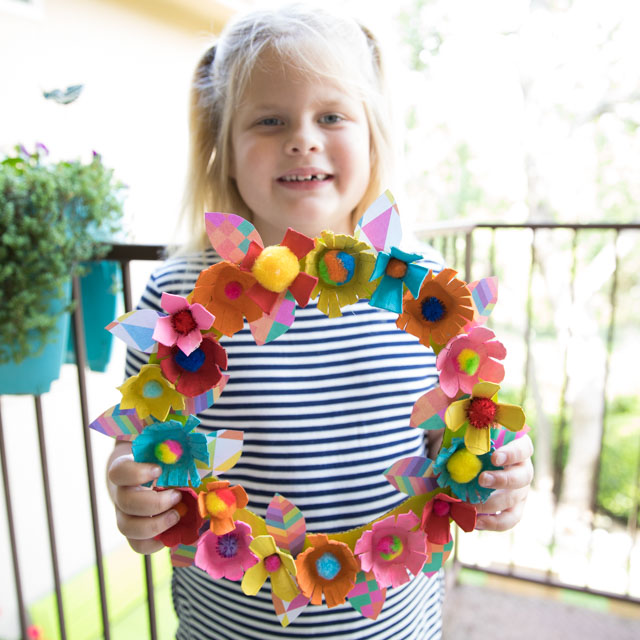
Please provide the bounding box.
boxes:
[0,145,125,364]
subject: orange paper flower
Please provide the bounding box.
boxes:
[295,534,359,608]
[197,480,249,535]
[396,268,474,348]
[191,262,263,337]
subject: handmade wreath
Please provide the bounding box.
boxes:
[90,190,526,626]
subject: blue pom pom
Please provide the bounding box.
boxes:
[315,552,341,580]
[421,296,446,322]
[174,346,205,372]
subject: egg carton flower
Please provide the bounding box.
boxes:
[354,512,427,589]
[304,231,377,317]
[195,520,259,581]
[436,327,506,398]
[445,381,525,455]
[241,535,299,601]
[157,334,227,398]
[396,268,474,350]
[154,487,204,547]
[420,492,476,545]
[431,437,501,503]
[131,415,209,487]
[197,480,249,536]
[191,262,264,337]
[152,292,214,356]
[117,363,184,421]
[295,534,359,608]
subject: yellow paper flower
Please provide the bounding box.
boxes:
[240,534,299,601]
[117,364,185,421]
[444,381,525,455]
[304,231,377,318]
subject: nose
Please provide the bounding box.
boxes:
[284,121,323,155]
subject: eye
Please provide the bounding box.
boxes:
[319,113,343,125]
[257,117,283,127]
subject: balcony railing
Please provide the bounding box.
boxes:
[1,224,639,640]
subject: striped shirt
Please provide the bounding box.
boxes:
[126,247,445,640]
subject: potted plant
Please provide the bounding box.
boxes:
[0,144,125,394]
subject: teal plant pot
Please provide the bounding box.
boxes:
[66,260,121,372]
[0,280,72,396]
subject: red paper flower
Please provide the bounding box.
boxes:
[420,493,477,545]
[157,334,227,398]
[154,487,204,547]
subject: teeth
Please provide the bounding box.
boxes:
[281,174,328,182]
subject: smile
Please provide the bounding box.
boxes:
[278,174,332,182]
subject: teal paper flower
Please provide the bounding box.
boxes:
[368,247,429,313]
[132,415,209,487]
[432,437,501,504]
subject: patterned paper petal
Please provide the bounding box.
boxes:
[249,290,296,346]
[271,591,310,628]
[354,189,402,252]
[410,386,453,431]
[384,456,438,496]
[347,571,387,620]
[204,212,263,264]
[88,403,154,440]
[196,428,244,478]
[265,494,307,557]
[421,538,454,577]
[463,276,498,332]
[106,309,161,353]
[174,375,229,416]
[170,543,196,568]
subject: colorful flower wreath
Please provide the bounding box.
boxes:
[90,190,527,626]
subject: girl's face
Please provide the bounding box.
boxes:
[230,52,371,246]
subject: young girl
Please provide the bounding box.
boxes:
[107,5,534,639]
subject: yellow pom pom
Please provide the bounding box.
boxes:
[204,492,228,516]
[252,245,300,292]
[446,448,482,483]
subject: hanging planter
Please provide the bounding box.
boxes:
[0,144,125,395]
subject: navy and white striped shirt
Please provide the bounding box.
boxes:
[126,247,445,639]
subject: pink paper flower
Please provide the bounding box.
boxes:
[354,512,427,589]
[195,520,259,581]
[436,327,506,398]
[421,493,477,545]
[153,292,215,356]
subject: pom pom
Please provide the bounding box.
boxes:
[174,346,205,372]
[385,257,408,279]
[224,280,243,300]
[446,449,482,483]
[217,532,240,558]
[154,439,183,464]
[252,245,300,292]
[171,309,197,335]
[204,487,236,515]
[457,348,480,376]
[264,554,282,572]
[421,296,446,322]
[376,534,404,561]
[142,380,164,399]
[315,551,341,580]
[318,250,355,286]
[467,397,497,429]
[433,499,451,517]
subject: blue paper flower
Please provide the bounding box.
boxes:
[368,246,429,313]
[432,437,501,504]
[132,415,209,487]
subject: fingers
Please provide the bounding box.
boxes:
[478,458,534,491]
[475,497,526,532]
[129,538,168,555]
[478,485,528,516]
[108,454,162,488]
[116,503,181,541]
[491,434,534,467]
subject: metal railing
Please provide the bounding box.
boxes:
[1,226,639,640]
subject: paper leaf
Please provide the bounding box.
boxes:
[174,375,229,416]
[463,276,498,331]
[106,309,161,353]
[384,456,437,496]
[271,591,310,627]
[354,189,402,252]
[204,212,262,264]
[265,494,306,557]
[347,571,387,620]
[421,538,454,577]
[88,403,154,440]
[196,428,244,478]
[170,543,196,568]
[249,291,296,345]
[410,386,452,431]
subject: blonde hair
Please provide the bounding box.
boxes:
[178,4,393,252]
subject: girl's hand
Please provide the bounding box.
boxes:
[107,442,184,554]
[475,434,534,532]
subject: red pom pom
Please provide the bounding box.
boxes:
[467,397,497,429]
